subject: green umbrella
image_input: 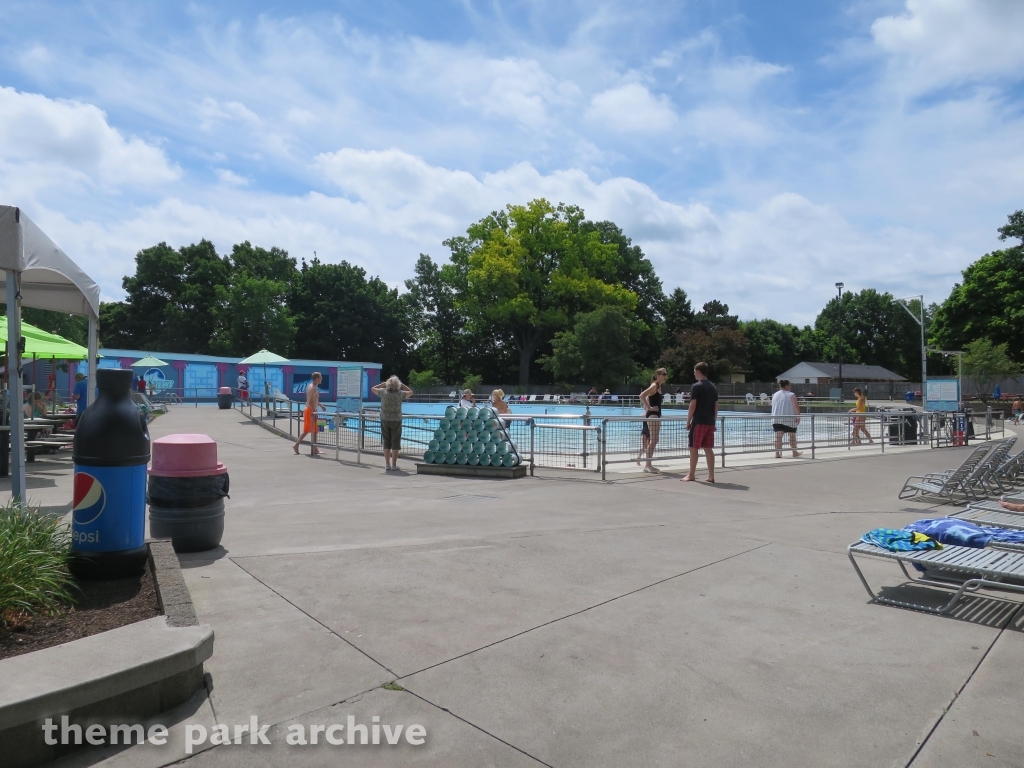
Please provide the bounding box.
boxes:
[131,355,169,368]
[0,317,89,359]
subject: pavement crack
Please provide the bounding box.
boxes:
[403,688,556,767]
[905,602,1024,767]
[399,542,771,679]
[229,557,400,678]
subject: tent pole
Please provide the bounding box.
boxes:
[87,313,98,406]
[7,270,26,501]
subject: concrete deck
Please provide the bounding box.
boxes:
[9,408,1021,767]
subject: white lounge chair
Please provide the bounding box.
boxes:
[759,393,769,403]
[898,442,997,503]
[848,539,1024,614]
[745,392,755,405]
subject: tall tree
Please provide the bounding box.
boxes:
[962,338,1019,396]
[814,289,921,378]
[456,199,637,386]
[660,327,747,384]
[930,210,1024,361]
[210,242,296,356]
[580,220,663,367]
[289,258,412,376]
[660,288,695,342]
[404,254,467,385]
[100,240,230,353]
[739,319,802,382]
[541,305,638,388]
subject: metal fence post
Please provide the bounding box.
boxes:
[357,410,364,465]
[719,415,725,468]
[600,424,606,481]
[811,414,816,460]
[530,419,535,477]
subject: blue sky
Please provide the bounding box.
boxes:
[1,0,1022,324]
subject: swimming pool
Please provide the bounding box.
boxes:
[361,402,691,419]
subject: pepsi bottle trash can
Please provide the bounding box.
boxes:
[217,386,233,409]
[70,368,151,579]
[148,434,227,552]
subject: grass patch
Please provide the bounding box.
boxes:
[381,681,405,691]
[0,501,74,626]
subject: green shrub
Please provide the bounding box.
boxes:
[407,369,438,389]
[462,374,483,393]
[0,502,74,624]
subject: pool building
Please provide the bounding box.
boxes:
[31,349,381,408]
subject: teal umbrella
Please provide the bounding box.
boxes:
[238,349,290,399]
[130,355,169,368]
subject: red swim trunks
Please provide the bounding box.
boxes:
[691,423,716,449]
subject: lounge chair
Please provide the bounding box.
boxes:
[985,447,1024,492]
[898,442,996,503]
[947,503,1024,530]
[759,393,769,403]
[974,437,1019,493]
[745,392,755,405]
[848,539,1024,614]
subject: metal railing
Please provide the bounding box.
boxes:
[230,396,1008,479]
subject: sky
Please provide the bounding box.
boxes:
[1,0,1022,325]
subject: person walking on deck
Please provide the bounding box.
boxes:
[293,371,325,456]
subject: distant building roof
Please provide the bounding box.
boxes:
[777,362,907,382]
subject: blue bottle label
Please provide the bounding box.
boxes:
[72,464,147,552]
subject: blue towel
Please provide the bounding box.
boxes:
[861,528,941,552]
[904,518,1024,548]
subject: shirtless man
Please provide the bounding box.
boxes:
[293,372,326,455]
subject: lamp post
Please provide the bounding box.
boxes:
[896,295,927,410]
[835,282,844,403]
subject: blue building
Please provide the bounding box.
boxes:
[33,349,381,407]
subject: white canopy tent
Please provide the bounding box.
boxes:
[0,206,101,500]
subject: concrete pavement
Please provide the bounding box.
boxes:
[14,406,1021,767]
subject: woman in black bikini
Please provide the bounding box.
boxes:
[638,368,668,473]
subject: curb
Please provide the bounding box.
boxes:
[0,540,213,767]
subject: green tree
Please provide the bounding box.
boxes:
[814,289,921,378]
[100,240,230,353]
[660,287,695,341]
[455,199,637,386]
[693,300,738,333]
[541,305,638,388]
[962,338,1019,396]
[660,327,748,383]
[404,254,467,384]
[930,210,1024,360]
[407,369,438,389]
[289,258,412,376]
[739,319,802,382]
[210,243,296,356]
[580,220,664,367]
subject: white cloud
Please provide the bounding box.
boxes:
[215,169,248,186]
[587,83,677,133]
[12,145,969,326]
[0,86,179,188]
[872,0,1024,92]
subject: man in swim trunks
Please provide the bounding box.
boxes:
[293,371,325,455]
[683,362,718,483]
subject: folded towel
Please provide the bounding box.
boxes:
[861,528,941,552]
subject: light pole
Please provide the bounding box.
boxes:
[835,282,844,402]
[896,295,927,410]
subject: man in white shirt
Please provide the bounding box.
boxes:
[771,379,803,459]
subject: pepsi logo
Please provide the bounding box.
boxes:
[73,473,106,525]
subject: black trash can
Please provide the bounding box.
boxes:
[217,386,233,409]
[888,409,918,445]
[148,434,227,553]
